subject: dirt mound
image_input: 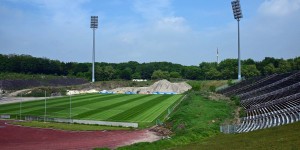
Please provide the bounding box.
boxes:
[149,125,172,136]
[148,80,191,93]
[8,89,32,97]
[66,89,98,95]
[112,80,191,94]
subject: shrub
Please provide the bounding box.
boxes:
[230,96,240,106]
[209,86,216,92]
[239,107,247,118]
[227,79,234,86]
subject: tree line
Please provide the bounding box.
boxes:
[0,54,299,81]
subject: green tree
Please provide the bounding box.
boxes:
[120,67,132,80]
[242,58,256,65]
[151,70,170,80]
[218,59,238,79]
[278,59,292,73]
[294,57,300,70]
[136,63,155,79]
[242,65,261,78]
[170,71,181,78]
[132,72,142,79]
[95,65,116,81]
[183,66,201,80]
[263,63,276,75]
[199,62,218,79]
[257,57,280,75]
[205,67,221,80]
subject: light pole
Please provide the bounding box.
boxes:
[217,48,219,65]
[90,16,98,83]
[231,0,243,80]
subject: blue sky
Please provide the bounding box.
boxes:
[0,0,300,65]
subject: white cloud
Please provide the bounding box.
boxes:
[259,0,300,17]
[155,17,189,32]
[118,32,137,44]
[133,0,172,20]
[31,0,90,25]
[1,0,300,65]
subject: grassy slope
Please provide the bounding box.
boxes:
[0,94,182,124]
[169,80,300,150]
[117,91,234,150]
[187,80,227,91]
[115,80,300,150]
[175,121,300,150]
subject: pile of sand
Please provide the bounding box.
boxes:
[112,80,191,94]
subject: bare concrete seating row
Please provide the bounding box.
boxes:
[238,72,300,100]
[218,71,300,133]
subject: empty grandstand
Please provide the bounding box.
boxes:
[218,71,300,133]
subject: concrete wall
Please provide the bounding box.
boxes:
[72,119,138,128]
[0,114,10,119]
[23,116,138,128]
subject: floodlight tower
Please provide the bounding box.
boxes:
[231,0,243,80]
[217,48,219,65]
[90,16,98,82]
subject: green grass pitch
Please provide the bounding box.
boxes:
[0,94,183,123]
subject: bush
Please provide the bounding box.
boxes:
[239,107,246,118]
[227,79,234,86]
[209,86,216,92]
[186,81,201,91]
[230,96,240,106]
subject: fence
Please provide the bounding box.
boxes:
[220,124,241,134]
[24,116,138,128]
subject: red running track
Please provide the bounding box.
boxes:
[0,120,159,150]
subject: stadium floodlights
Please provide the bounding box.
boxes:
[231,0,243,80]
[90,16,98,29]
[231,0,243,21]
[90,16,98,82]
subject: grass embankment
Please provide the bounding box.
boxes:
[175,121,300,150]
[11,121,131,131]
[187,80,227,92]
[116,91,234,150]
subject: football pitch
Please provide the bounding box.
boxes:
[0,94,183,123]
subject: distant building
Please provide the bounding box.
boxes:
[132,79,147,82]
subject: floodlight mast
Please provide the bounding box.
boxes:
[90,16,98,82]
[231,0,243,80]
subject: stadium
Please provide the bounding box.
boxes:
[1,0,300,150]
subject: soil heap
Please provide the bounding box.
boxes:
[112,80,191,94]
